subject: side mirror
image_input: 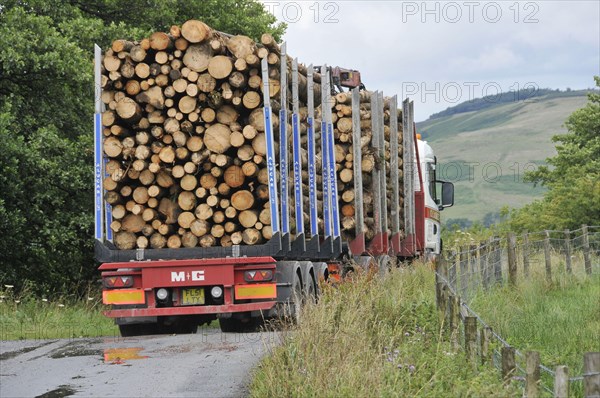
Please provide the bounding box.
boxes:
[438,181,454,209]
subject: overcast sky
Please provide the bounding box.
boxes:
[262,0,600,121]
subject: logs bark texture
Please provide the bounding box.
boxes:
[102,20,404,250]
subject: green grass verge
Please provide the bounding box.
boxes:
[469,268,600,395]
[0,286,118,340]
[251,266,519,397]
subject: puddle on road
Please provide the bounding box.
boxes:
[103,347,148,364]
[34,385,76,398]
[0,341,56,360]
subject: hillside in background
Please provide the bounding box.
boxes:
[417,89,592,228]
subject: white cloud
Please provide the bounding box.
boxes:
[263,1,599,120]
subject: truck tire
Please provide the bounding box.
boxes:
[288,272,303,324]
[306,274,317,304]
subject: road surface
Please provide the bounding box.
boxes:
[0,328,280,398]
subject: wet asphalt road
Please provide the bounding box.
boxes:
[0,328,280,398]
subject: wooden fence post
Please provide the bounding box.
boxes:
[460,246,468,298]
[584,352,600,398]
[464,317,478,366]
[481,326,492,365]
[502,347,516,385]
[469,244,477,285]
[565,229,572,274]
[495,238,503,285]
[449,250,458,292]
[525,351,540,398]
[554,365,569,398]
[480,241,488,290]
[508,232,517,286]
[544,230,552,282]
[523,232,530,278]
[582,225,592,275]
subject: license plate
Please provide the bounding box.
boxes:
[181,288,205,305]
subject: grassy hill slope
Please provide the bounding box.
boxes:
[417,91,590,225]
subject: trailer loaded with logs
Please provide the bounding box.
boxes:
[94,20,454,335]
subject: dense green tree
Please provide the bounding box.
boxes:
[0,0,285,293]
[508,77,600,231]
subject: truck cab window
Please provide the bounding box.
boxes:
[428,162,438,204]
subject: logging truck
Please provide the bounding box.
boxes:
[94,21,454,335]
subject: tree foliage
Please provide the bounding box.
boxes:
[508,77,600,231]
[0,0,285,294]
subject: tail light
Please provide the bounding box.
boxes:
[244,270,273,282]
[103,276,133,288]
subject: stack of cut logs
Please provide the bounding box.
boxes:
[101,19,403,250]
[330,91,404,242]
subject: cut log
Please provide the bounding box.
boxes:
[200,107,216,123]
[150,32,172,51]
[211,224,225,238]
[130,46,147,62]
[182,232,198,248]
[183,43,213,72]
[136,236,149,249]
[339,168,353,183]
[180,174,198,191]
[226,35,256,59]
[242,228,262,245]
[178,95,197,114]
[241,161,259,177]
[103,136,123,158]
[220,235,233,247]
[121,214,145,233]
[178,191,197,210]
[252,134,267,156]
[195,203,213,220]
[230,131,245,148]
[239,210,259,228]
[150,233,167,249]
[103,55,121,72]
[132,186,149,204]
[259,208,271,225]
[243,91,261,109]
[158,198,180,224]
[208,55,233,79]
[190,219,210,237]
[231,190,254,211]
[181,20,212,43]
[197,73,217,93]
[135,63,150,79]
[116,98,142,122]
[199,235,216,247]
[262,225,273,240]
[228,71,246,88]
[237,145,254,161]
[224,165,245,188]
[216,105,238,125]
[204,123,231,153]
[177,211,196,229]
[114,231,137,250]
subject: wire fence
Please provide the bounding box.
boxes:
[434,225,600,397]
[444,225,600,304]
